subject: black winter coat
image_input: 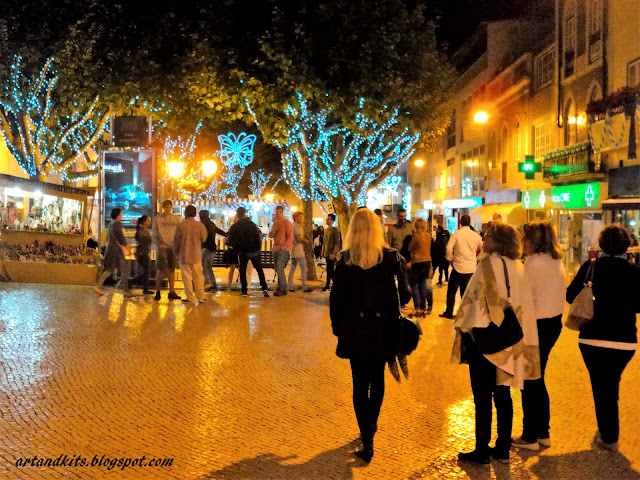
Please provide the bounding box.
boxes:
[567,256,640,343]
[330,248,412,361]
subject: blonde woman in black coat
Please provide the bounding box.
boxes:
[330,208,411,463]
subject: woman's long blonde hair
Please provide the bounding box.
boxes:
[344,208,387,270]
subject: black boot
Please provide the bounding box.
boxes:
[355,436,374,463]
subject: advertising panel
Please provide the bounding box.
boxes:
[103,150,156,228]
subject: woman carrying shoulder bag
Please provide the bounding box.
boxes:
[566,224,640,452]
[330,208,411,464]
[512,221,566,451]
[451,222,540,465]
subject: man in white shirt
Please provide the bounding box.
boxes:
[440,215,483,318]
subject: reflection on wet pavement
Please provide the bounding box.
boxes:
[0,283,638,479]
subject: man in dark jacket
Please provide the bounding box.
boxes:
[227,207,269,297]
[199,210,227,292]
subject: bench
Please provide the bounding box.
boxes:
[210,249,275,270]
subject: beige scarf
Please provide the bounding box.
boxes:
[451,255,541,389]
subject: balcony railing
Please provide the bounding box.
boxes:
[543,142,602,179]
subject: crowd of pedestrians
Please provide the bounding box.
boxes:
[92,200,638,465]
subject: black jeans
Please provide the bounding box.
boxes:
[325,256,336,289]
[579,343,635,444]
[239,253,268,294]
[434,262,449,283]
[521,315,562,442]
[136,255,150,292]
[463,333,513,455]
[349,358,386,442]
[444,268,472,315]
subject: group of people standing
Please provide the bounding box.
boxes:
[94,201,338,300]
[329,207,638,465]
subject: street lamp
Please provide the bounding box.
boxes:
[473,111,491,124]
[414,158,425,167]
[265,193,275,202]
[201,159,218,177]
[167,160,184,179]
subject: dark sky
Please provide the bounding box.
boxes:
[427,0,554,54]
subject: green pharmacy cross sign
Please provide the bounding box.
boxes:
[522,182,602,210]
[518,155,542,180]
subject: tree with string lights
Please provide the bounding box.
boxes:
[0,56,111,181]
[278,95,420,237]
[249,168,280,199]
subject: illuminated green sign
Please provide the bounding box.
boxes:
[522,182,602,210]
[518,155,542,179]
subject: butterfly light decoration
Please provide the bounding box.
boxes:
[217,132,257,168]
[379,175,402,195]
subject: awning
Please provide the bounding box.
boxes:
[471,203,527,225]
[602,198,640,210]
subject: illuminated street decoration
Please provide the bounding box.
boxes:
[0,56,110,180]
[218,132,257,168]
[279,94,420,211]
[379,175,402,195]
[402,186,412,218]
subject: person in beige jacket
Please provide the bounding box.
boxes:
[408,218,433,316]
[173,205,208,304]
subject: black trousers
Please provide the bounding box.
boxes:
[579,343,635,444]
[136,255,150,292]
[463,333,513,455]
[444,268,472,315]
[434,262,449,283]
[239,253,268,294]
[349,358,386,442]
[521,315,562,442]
[325,256,336,289]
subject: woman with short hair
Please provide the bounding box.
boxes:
[567,224,640,452]
[330,208,411,463]
[452,222,539,464]
[512,221,566,451]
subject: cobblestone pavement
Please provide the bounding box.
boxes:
[0,272,639,480]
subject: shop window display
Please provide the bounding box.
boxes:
[0,187,83,234]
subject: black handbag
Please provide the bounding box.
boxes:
[472,257,524,355]
[394,314,423,355]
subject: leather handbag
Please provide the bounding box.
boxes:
[565,259,595,331]
[472,257,524,355]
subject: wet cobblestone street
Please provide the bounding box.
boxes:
[0,279,639,479]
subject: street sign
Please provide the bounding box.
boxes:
[518,155,542,180]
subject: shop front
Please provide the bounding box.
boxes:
[522,182,606,274]
[442,197,484,232]
[0,174,98,284]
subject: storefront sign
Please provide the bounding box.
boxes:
[485,189,521,205]
[442,197,483,209]
[522,182,602,210]
[422,200,434,209]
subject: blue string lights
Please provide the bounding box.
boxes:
[249,168,280,199]
[279,94,420,209]
[0,55,111,180]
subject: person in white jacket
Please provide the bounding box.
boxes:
[512,221,566,451]
[451,222,540,465]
